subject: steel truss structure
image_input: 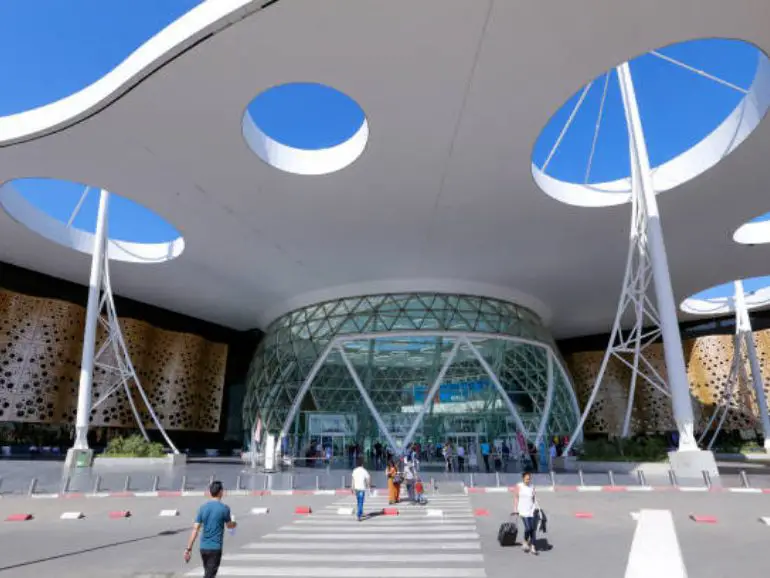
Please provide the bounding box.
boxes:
[563,61,713,454]
[699,281,770,450]
[71,189,178,453]
[243,293,582,456]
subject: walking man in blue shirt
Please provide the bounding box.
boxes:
[184,480,237,578]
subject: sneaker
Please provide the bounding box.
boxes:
[522,543,530,553]
[530,545,538,556]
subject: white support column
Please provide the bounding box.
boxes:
[336,344,399,452]
[401,339,462,449]
[72,189,110,450]
[534,351,555,447]
[734,281,770,450]
[617,62,697,452]
[462,336,530,441]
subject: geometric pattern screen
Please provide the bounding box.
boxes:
[565,332,770,435]
[243,293,581,448]
[0,289,228,432]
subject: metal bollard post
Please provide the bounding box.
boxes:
[702,470,712,489]
[668,469,678,487]
[341,475,345,489]
[608,470,615,487]
[495,472,501,487]
[92,475,102,494]
[235,475,242,491]
[152,475,160,492]
[209,474,215,486]
[28,478,38,496]
[286,475,292,490]
[739,470,750,488]
[316,475,320,490]
[123,475,131,492]
[578,469,585,487]
[61,475,70,494]
[0,476,3,494]
[638,470,647,487]
[470,473,475,488]
[180,475,187,492]
[549,470,556,488]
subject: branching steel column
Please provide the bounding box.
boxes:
[735,280,770,450]
[617,61,697,451]
[72,189,109,450]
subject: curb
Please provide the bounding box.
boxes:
[2,485,769,500]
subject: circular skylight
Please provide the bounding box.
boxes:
[0,178,184,264]
[531,38,770,207]
[242,82,369,175]
[681,275,770,315]
[733,210,770,245]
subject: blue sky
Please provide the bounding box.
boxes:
[692,275,770,301]
[0,1,364,244]
[0,4,766,299]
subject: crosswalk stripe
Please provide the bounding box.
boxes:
[263,532,480,540]
[223,553,484,563]
[242,542,481,551]
[278,525,476,533]
[185,567,485,577]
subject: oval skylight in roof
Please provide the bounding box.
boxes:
[531,38,770,207]
[681,275,770,315]
[734,211,770,245]
[0,0,202,116]
[242,82,369,175]
[0,178,184,264]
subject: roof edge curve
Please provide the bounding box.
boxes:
[0,0,269,147]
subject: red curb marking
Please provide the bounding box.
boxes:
[294,490,314,495]
[763,489,770,494]
[690,515,717,524]
[108,492,134,498]
[62,493,85,499]
[575,512,594,519]
[474,508,490,516]
[466,488,484,494]
[157,491,181,498]
[602,486,627,492]
[5,514,33,522]
[382,508,399,516]
[294,506,312,515]
[558,486,578,492]
[335,489,350,495]
[108,510,131,519]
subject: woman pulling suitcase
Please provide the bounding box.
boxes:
[512,471,540,554]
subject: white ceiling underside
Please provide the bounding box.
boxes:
[1,0,770,339]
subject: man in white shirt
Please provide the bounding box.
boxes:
[351,457,371,521]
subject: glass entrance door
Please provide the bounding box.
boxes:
[446,432,480,472]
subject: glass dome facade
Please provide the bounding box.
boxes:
[243,293,580,455]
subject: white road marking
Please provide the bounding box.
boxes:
[625,509,688,578]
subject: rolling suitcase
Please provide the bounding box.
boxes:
[497,519,519,546]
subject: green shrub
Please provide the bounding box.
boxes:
[579,436,668,462]
[104,434,165,458]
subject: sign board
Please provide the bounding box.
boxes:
[307,413,357,436]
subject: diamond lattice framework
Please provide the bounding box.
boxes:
[243,293,581,451]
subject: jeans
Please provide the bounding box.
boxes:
[405,481,415,502]
[355,490,365,519]
[522,516,537,545]
[200,549,223,578]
